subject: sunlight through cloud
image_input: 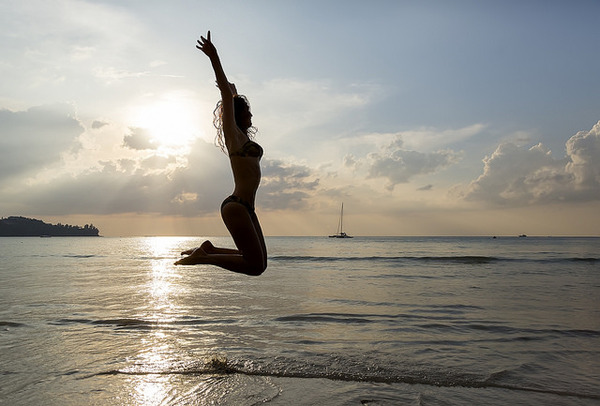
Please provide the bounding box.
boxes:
[128,92,203,153]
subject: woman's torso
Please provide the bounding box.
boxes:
[228,139,263,205]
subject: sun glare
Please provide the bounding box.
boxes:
[129,92,203,151]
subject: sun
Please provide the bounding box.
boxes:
[128,92,204,151]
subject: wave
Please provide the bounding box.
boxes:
[51,315,600,341]
[50,317,239,330]
[50,318,155,330]
[84,355,600,400]
[0,321,27,328]
[274,312,600,336]
[28,254,100,259]
[270,255,599,264]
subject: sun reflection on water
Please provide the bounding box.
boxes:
[129,237,194,405]
[133,374,172,406]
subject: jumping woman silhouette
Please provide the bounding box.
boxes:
[176,31,267,276]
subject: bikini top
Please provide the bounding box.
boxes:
[229,140,263,159]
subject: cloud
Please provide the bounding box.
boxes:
[566,122,600,190]
[1,1,148,92]
[69,45,95,61]
[141,155,176,171]
[366,136,462,190]
[258,79,372,117]
[400,123,486,150]
[0,104,83,182]
[10,138,227,217]
[1,111,326,217]
[260,159,320,210]
[343,154,360,169]
[465,120,600,204]
[149,60,167,68]
[93,67,150,82]
[91,120,108,129]
[122,127,158,150]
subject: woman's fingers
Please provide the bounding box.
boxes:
[196,32,215,55]
[199,31,211,45]
[196,38,210,52]
[197,37,213,48]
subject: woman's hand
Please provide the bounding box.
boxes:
[196,31,234,101]
[196,30,218,59]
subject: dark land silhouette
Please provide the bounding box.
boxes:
[0,216,99,237]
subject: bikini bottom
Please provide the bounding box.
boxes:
[221,195,256,219]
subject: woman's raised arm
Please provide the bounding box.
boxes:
[197,31,235,99]
[196,31,239,146]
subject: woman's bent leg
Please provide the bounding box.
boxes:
[220,202,266,275]
[175,203,266,276]
[250,212,267,269]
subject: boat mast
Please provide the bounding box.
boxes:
[329,202,352,238]
[339,203,344,235]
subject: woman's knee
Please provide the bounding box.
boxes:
[244,256,266,276]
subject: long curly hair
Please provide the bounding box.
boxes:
[212,95,258,153]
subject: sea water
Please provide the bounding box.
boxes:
[0,236,598,405]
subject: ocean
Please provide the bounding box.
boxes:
[0,236,598,405]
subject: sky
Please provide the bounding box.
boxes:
[1,0,600,237]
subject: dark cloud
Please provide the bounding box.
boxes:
[13,138,230,217]
[11,136,330,217]
[91,120,108,129]
[122,127,158,150]
[15,163,196,216]
[258,159,319,210]
[141,155,176,170]
[367,137,461,190]
[117,159,136,173]
[465,120,600,205]
[0,104,83,181]
[343,154,360,169]
[1,117,322,216]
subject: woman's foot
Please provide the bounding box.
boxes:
[181,240,215,256]
[200,240,217,253]
[175,245,209,265]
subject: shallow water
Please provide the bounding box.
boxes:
[1,236,599,405]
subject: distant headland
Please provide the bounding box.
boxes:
[0,216,100,237]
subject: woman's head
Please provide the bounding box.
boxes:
[234,96,253,132]
[213,95,258,152]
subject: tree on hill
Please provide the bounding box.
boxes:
[0,216,100,236]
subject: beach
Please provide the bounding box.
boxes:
[1,236,599,405]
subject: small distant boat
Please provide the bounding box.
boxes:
[329,203,353,238]
[518,234,527,238]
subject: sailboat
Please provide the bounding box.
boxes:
[329,203,353,238]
